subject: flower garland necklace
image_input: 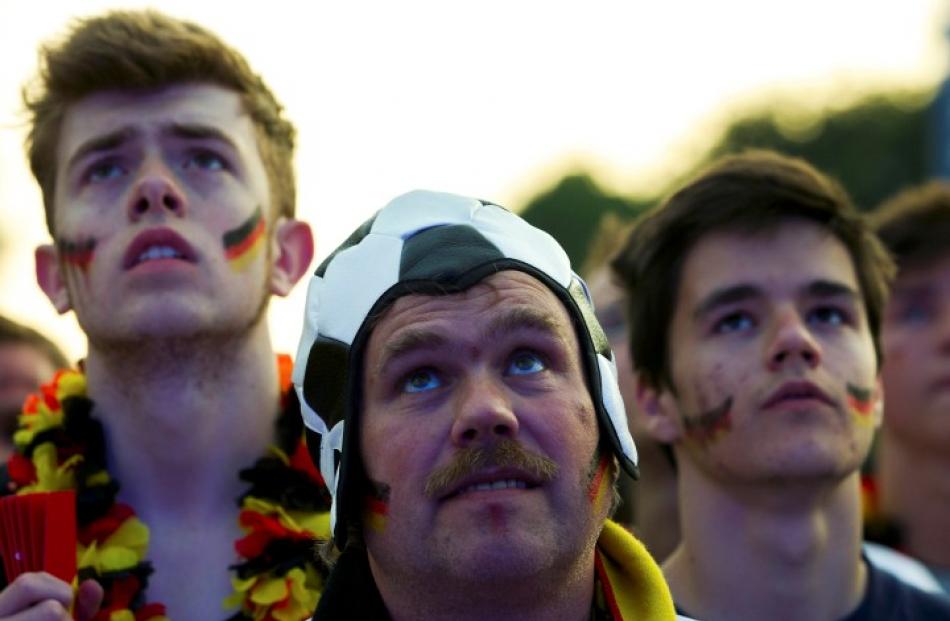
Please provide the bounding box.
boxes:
[5,355,331,621]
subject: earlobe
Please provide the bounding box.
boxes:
[35,244,72,314]
[269,217,315,297]
[635,375,683,444]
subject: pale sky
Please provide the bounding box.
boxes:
[0,0,946,360]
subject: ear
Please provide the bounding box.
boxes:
[635,374,683,444]
[35,244,72,314]
[269,217,315,297]
[872,375,884,428]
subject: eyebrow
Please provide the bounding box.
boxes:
[693,284,762,320]
[163,122,239,151]
[805,280,859,301]
[66,126,139,173]
[376,306,565,375]
[693,280,859,320]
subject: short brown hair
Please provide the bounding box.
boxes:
[0,315,70,370]
[24,10,296,232]
[611,150,895,390]
[870,181,950,268]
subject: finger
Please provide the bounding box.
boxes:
[73,580,103,621]
[2,598,71,621]
[0,573,71,617]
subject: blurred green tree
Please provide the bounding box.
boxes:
[519,89,934,268]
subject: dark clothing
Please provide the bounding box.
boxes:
[842,558,950,621]
[675,557,950,620]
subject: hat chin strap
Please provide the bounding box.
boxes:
[321,422,346,535]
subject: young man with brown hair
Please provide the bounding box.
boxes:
[611,150,950,620]
[0,10,326,621]
[870,181,950,592]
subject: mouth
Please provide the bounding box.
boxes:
[123,228,197,269]
[440,469,541,501]
[762,380,835,410]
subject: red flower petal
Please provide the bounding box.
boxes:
[135,602,167,620]
[7,453,37,486]
[79,503,137,544]
[289,442,324,486]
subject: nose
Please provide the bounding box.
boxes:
[127,158,186,221]
[765,309,822,371]
[450,371,519,447]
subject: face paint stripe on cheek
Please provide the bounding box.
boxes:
[223,206,265,270]
[846,383,876,424]
[683,396,734,444]
[363,480,390,533]
[58,238,97,271]
[586,454,610,509]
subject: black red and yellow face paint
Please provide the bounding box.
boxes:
[58,238,97,271]
[683,397,733,444]
[222,207,265,271]
[363,480,391,533]
[846,383,876,425]
[586,453,612,511]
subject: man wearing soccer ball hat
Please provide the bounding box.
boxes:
[294,190,680,620]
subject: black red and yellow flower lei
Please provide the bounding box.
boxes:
[4,355,331,621]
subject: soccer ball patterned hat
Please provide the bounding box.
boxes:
[293,190,638,545]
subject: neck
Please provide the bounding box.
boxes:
[83,319,280,520]
[880,431,950,568]
[374,551,595,621]
[666,464,866,621]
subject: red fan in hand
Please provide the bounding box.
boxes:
[0,490,77,584]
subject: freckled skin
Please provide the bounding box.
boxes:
[660,222,878,484]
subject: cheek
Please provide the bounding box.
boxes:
[221,206,266,271]
[58,238,98,271]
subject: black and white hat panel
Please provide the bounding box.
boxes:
[597,354,639,474]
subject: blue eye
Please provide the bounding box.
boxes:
[184,150,227,171]
[714,312,754,334]
[508,351,546,376]
[898,303,933,325]
[85,161,125,183]
[808,306,847,326]
[403,368,441,393]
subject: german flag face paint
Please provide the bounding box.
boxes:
[222,206,265,271]
[586,454,611,511]
[363,481,390,533]
[683,396,733,444]
[58,238,97,271]
[846,383,875,425]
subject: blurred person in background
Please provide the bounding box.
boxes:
[0,315,68,462]
[613,150,950,620]
[0,10,326,621]
[584,214,681,562]
[869,182,950,592]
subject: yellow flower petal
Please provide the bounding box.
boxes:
[250,575,289,605]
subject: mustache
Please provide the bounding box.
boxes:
[424,439,559,499]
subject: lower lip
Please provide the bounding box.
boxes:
[763,397,833,412]
[126,258,196,274]
[446,487,534,502]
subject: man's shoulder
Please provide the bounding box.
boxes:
[850,557,950,621]
[863,542,944,594]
